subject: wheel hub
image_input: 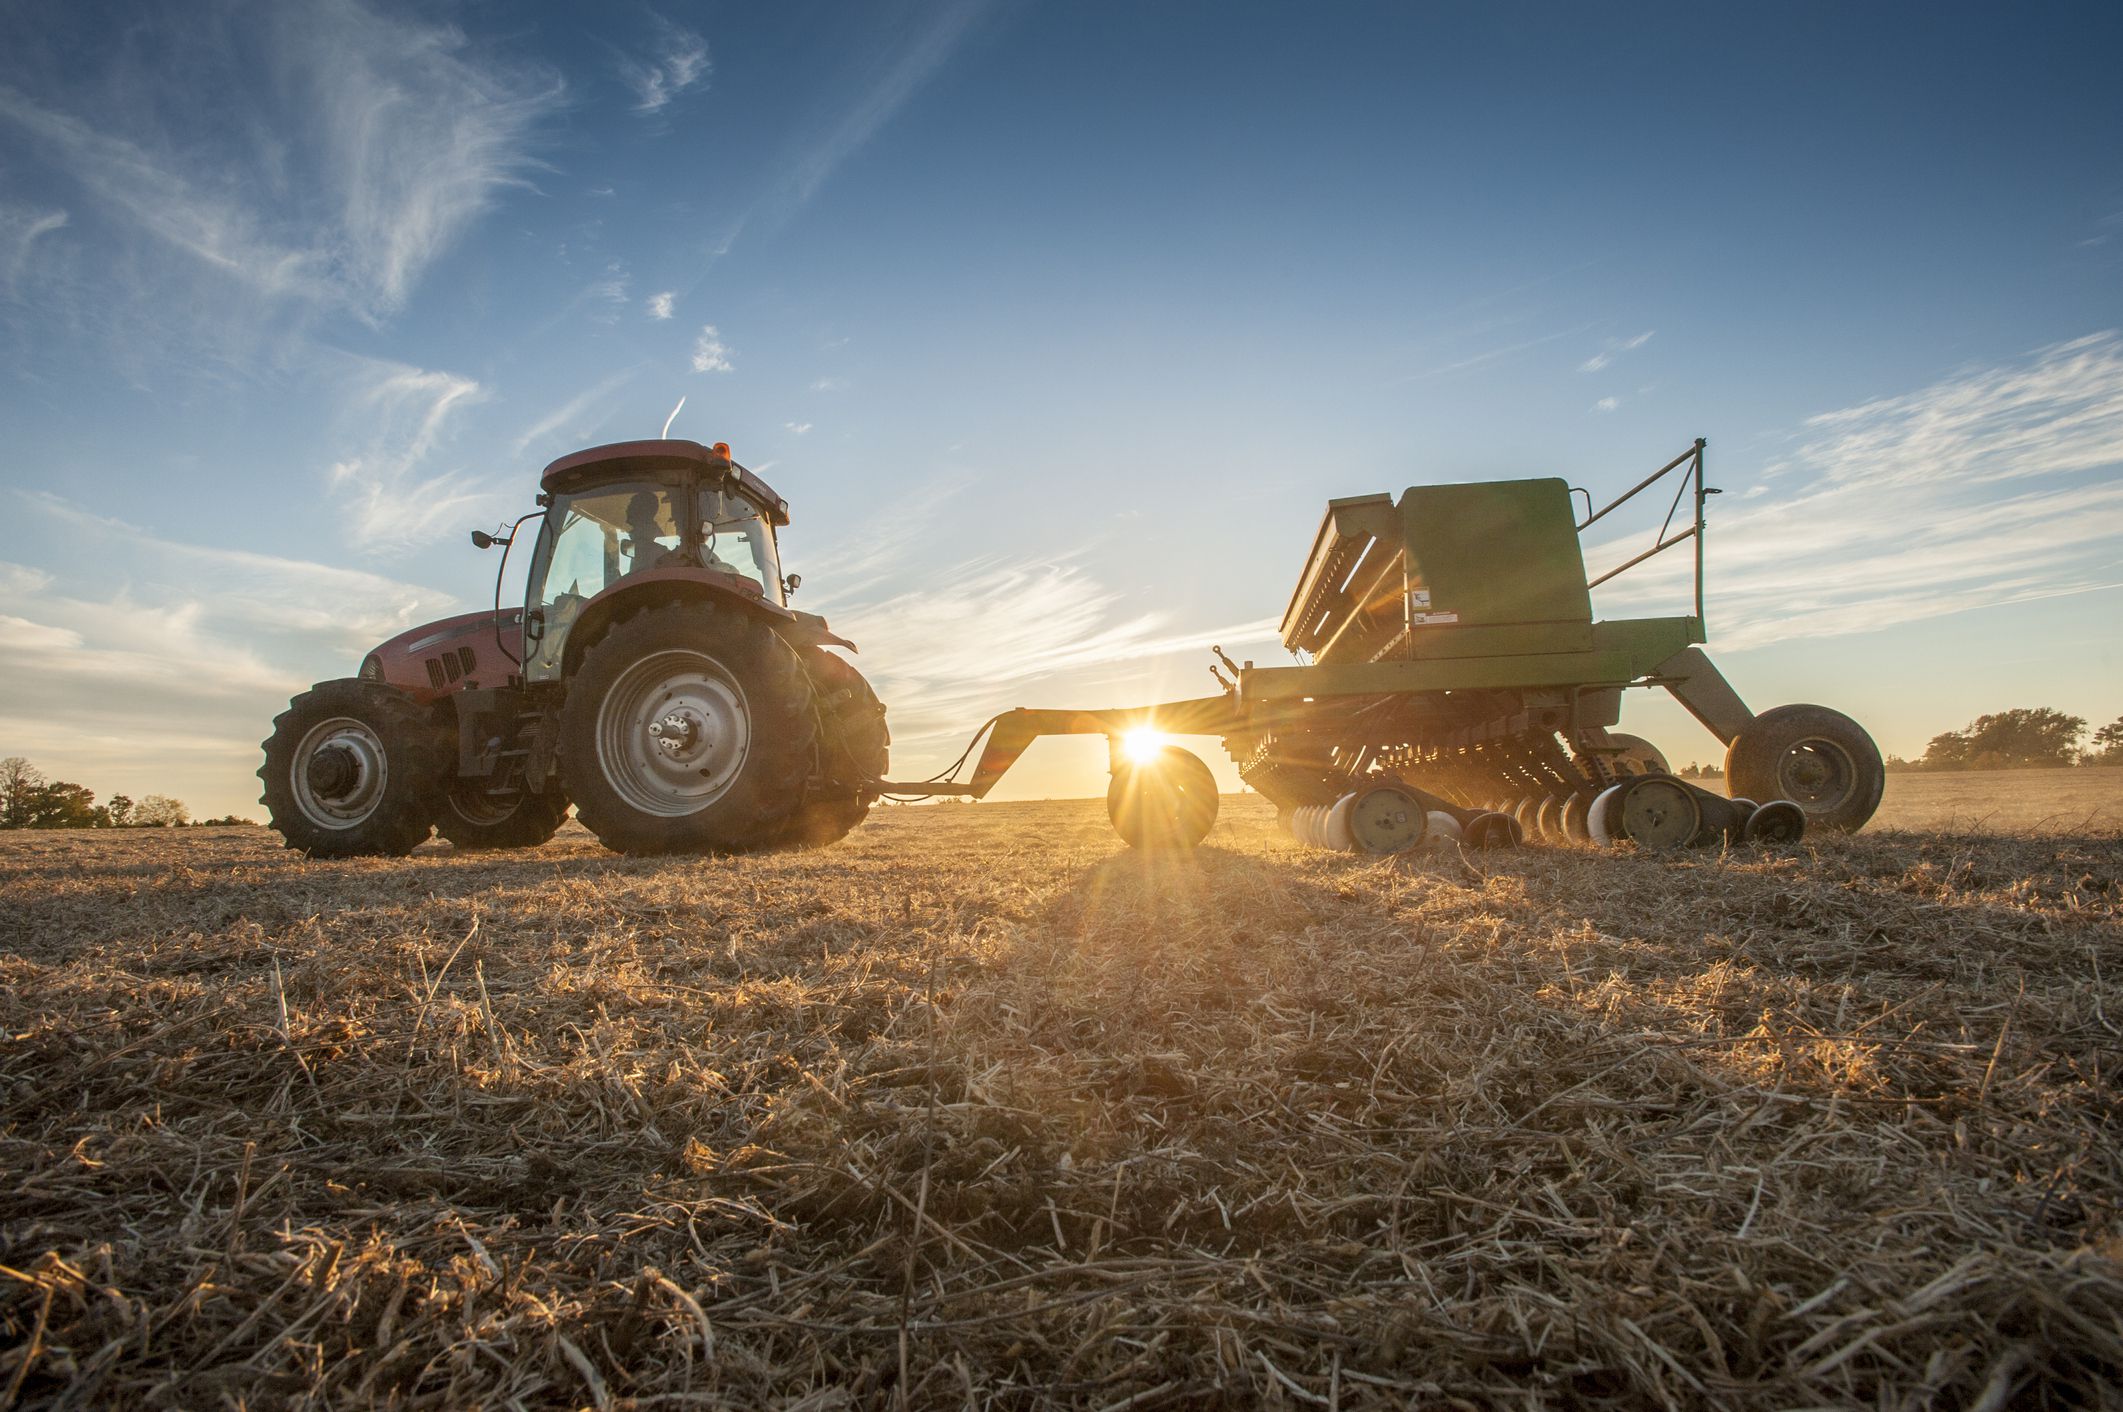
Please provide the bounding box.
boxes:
[290,717,389,828]
[1780,739,1854,806]
[306,744,361,797]
[649,709,707,759]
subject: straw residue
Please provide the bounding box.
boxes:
[1,798,2118,1408]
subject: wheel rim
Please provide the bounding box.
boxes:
[1777,737,1857,808]
[595,649,752,818]
[291,716,389,829]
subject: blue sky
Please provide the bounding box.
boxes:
[2,0,2120,817]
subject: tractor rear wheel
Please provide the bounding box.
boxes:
[559,602,817,854]
[437,780,571,850]
[259,680,445,857]
[1725,704,1884,833]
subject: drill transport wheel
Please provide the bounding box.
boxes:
[1725,703,1884,833]
[1108,745,1218,849]
[260,680,446,857]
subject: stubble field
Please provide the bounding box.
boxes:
[2,770,2120,1409]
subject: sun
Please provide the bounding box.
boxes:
[1122,727,1169,764]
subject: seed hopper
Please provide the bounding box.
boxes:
[887,439,1884,853]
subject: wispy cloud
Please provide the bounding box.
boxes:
[323,355,495,550]
[1579,329,1654,373]
[646,290,675,320]
[0,0,558,328]
[0,561,54,595]
[18,493,455,643]
[0,82,331,304]
[618,16,710,114]
[1588,332,2123,648]
[709,0,990,261]
[812,376,848,392]
[511,365,643,455]
[0,203,67,296]
[1594,396,1619,413]
[784,421,812,435]
[1389,324,1592,384]
[692,325,735,373]
[583,263,630,321]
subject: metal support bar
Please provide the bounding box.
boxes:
[1577,440,1702,530]
[1578,438,1712,633]
[1652,646,1755,745]
[1586,525,1698,589]
[879,695,1242,800]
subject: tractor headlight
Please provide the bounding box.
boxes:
[359,653,383,682]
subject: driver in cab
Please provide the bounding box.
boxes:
[624,490,741,577]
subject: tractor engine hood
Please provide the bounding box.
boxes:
[364,609,524,703]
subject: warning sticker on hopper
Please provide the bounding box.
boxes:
[1411,610,1460,625]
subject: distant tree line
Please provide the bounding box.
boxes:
[0,756,250,830]
[1885,709,2123,771]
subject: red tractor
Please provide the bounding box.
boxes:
[260,439,888,856]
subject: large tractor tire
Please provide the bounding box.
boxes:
[1725,704,1884,834]
[773,652,889,849]
[559,602,817,854]
[259,680,446,857]
[1107,745,1220,849]
[437,780,571,851]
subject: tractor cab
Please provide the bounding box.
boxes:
[521,440,791,681]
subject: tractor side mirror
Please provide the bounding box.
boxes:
[471,530,496,549]
[784,573,802,597]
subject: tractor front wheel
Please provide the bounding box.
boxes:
[437,780,571,851]
[259,680,445,857]
[1725,704,1884,833]
[560,602,817,854]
